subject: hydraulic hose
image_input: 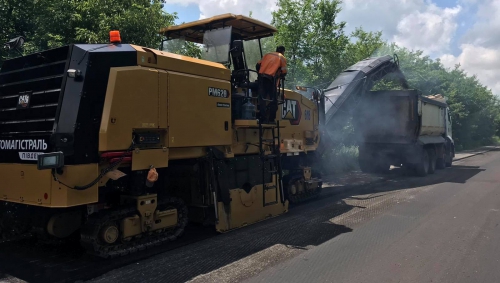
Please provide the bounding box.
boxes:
[52,142,135,191]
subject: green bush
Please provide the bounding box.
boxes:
[320,145,359,174]
[492,136,500,146]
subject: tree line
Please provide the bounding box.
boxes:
[1,0,498,151]
[270,0,500,151]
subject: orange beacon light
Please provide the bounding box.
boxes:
[109,30,121,44]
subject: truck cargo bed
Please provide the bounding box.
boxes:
[354,90,448,145]
[354,90,419,144]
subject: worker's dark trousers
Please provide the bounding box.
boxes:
[258,76,277,123]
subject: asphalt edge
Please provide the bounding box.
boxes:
[453,146,499,161]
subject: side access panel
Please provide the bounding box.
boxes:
[0,163,98,207]
[100,66,160,151]
[167,71,232,148]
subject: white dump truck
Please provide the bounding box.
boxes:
[355,90,455,176]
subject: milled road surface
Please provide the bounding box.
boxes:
[246,149,500,283]
[0,148,498,283]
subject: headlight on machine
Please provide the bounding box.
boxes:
[37,152,64,170]
[67,69,82,78]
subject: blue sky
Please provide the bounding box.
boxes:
[162,0,500,94]
[163,3,200,24]
[435,0,477,56]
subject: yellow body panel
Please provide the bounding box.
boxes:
[0,163,98,207]
[169,147,207,160]
[167,71,233,147]
[0,163,52,205]
[159,70,169,128]
[132,148,169,171]
[99,66,160,151]
[278,90,320,154]
[131,45,231,81]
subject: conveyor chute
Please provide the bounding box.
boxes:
[297,54,409,156]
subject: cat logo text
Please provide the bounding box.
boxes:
[281,99,301,125]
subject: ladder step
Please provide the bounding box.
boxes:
[264,201,278,207]
[304,178,323,184]
[265,185,277,190]
[261,139,276,142]
[263,154,278,159]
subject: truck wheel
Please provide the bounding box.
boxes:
[445,153,453,167]
[415,150,429,177]
[436,145,446,169]
[436,157,446,169]
[428,149,436,174]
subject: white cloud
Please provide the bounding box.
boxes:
[338,0,423,40]
[440,44,500,94]
[393,4,461,55]
[200,0,277,22]
[338,0,462,56]
[440,0,500,95]
[166,0,277,23]
[461,0,500,48]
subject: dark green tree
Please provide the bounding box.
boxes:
[0,0,199,65]
[271,0,349,88]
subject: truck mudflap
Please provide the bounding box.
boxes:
[418,136,445,145]
[0,163,99,207]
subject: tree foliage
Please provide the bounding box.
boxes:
[272,0,350,88]
[0,0,200,65]
[272,0,500,150]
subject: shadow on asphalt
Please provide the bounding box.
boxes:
[391,165,485,184]
[321,165,485,199]
[0,225,217,283]
[0,164,485,283]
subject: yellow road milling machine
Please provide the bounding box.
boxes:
[0,14,323,258]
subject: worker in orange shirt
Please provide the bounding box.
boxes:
[256,46,287,123]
